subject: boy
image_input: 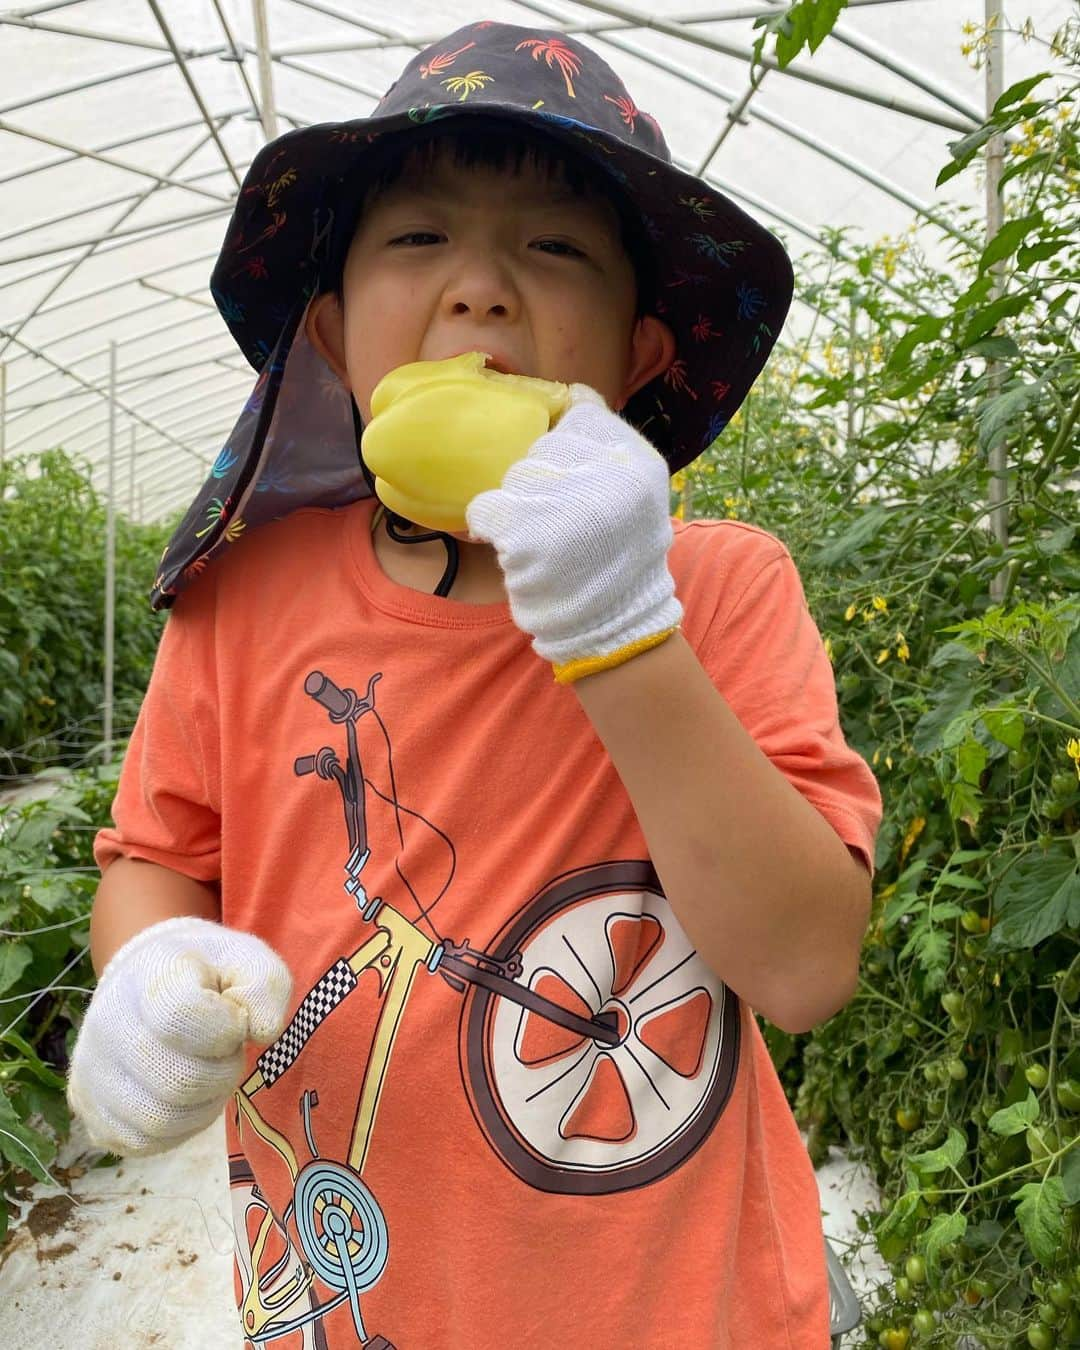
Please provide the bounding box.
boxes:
[68,21,882,1348]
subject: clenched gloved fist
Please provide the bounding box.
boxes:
[465,385,683,684]
[67,916,292,1157]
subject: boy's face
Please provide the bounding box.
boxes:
[307,146,674,424]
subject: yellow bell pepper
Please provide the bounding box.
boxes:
[361,352,570,532]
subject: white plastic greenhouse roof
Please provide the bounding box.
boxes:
[0,0,1071,522]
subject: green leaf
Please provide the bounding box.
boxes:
[1035,525,1076,557]
[960,293,1030,348]
[908,1127,967,1175]
[977,381,1040,454]
[1063,1150,1080,1206]
[988,1090,1039,1136]
[988,848,1080,951]
[923,1210,967,1279]
[992,72,1049,114]
[979,213,1043,273]
[937,125,996,187]
[885,315,945,374]
[912,673,978,754]
[935,873,984,893]
[0,942,33,997]
[811,504,891,566]
[1,1030,66,1091]
[1018,238,1068,268]
[957,736,988,786]
[980,707,1025,750]
[967,335,1021,361]
[999,149,1054,192]
[875,1189,921,1262]
[0,1092,57,1185]
[1013,1177,1066,1266]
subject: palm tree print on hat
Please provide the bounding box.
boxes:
[420,41,475,79]
[691,316,722,343]
[194,496,231,540]
[515,37,582,99]
[679,196,717,221]
[441,71,494,101]
[603,93,639,130]
[663,360,699,400]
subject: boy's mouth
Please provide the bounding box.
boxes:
[440,349,521,377]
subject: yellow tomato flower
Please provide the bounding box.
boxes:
[876,648,891,664]
[896,633,910,662]
[1067,737,1080,782]
[872,595,888,613]
[823,636,834,663]
[845,602,858,622]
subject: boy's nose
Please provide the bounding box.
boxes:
[443,259,517,320]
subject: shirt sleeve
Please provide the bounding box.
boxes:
[694,530,883,879]
[94,582,222,883]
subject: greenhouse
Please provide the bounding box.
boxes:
[1,0,1078,1346]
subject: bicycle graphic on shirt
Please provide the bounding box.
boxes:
[229,669,741,1348]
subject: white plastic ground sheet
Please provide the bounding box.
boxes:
[3,1115,886,1347]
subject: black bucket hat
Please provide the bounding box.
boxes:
[151,18,793,609]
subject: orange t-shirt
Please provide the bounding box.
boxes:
[96,497,881,1349]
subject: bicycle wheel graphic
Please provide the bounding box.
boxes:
[462,861,741,1195]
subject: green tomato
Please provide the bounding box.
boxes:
[941,992,965,1017]
[1038,1301,1062,1326]
[912,1308,936,1337]
[1047,1280,1073,1311]
[961,909,985,933]
[895,1275,912,1301]
[1026,1063,1050,1090]
[1050,771,1076,799]
[896,1107,922,1132]
[945,1057,968,1081]
[1027,1326,1055,1350]
[1017,503,1038,524]
[1055,1079,1080,1112]
[906,1254,928,1285]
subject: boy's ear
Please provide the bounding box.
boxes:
[616,315,677,410]
[305,291,349,383]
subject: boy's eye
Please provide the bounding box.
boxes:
[532,239,586,258]
[390,231,443,246]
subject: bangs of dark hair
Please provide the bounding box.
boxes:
[320,118,658,317]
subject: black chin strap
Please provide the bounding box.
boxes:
[351,398,460,598]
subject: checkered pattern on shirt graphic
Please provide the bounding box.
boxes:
[256,958,358,1087]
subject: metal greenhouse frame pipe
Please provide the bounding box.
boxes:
[251,0,279,139]
[209,0,263,126]
[520,0,977,247]
[3,292,220,411]
[0,118,235,204]
[0,13,173,52]
[984,0,1008,602]
[0,109,249,189]
[0,133,235,249]
[563,0,978,131]
[3,320,235,452]
[145,0,242,188]
[103,340,117,763]
[0,329,207,466]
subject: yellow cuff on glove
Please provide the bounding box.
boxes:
[552,625,680,685]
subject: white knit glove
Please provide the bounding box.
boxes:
[465,385,682,683]
[67,915,292,1157]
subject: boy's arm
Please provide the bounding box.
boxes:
[573,631,871,1035]
[90,858,221,977]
